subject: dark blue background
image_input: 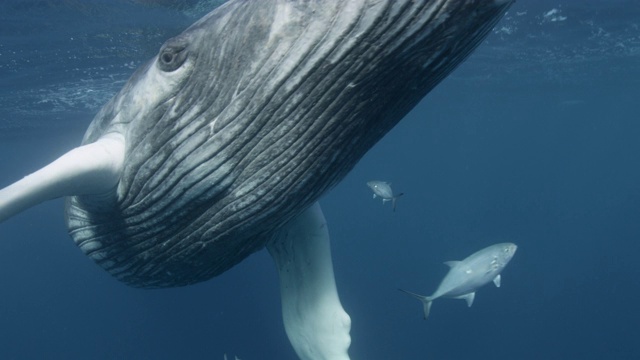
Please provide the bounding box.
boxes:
[1,1,639,359]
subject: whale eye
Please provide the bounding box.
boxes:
[157,37,189,72]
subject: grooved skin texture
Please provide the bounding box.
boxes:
[65,0,513,288]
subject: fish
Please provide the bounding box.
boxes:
[400,243,517,320]
[367,180,404,211]
[0,1,514,358]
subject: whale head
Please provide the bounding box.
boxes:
[2,0,513,288]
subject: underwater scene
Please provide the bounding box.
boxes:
[0,0,639,359]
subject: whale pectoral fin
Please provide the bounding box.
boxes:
[493,274,501,288]
[0,133,125,223]
[267,202,351,360]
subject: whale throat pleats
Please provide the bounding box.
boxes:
[62,0,513,288]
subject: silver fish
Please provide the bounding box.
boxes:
[367,180,404,211]
[400,242,517,319]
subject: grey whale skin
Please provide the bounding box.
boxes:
[68,0,513,288]
[1,0,513,288]
[0,1,513,357]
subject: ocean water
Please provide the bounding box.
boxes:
[1,1,639,359]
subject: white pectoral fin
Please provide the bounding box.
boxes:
[493,274,501,288]
[267,202,351,360]
[0,133,125,222]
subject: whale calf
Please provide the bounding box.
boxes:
[0,1,513,358]
[401,242,518,320]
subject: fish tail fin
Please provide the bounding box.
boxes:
[392,193,404,212]
[399,288,433,320]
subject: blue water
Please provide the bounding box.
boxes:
[1,1,640,359]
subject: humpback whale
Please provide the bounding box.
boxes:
[0,1,513,358]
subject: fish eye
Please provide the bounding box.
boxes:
[157,38,189,72]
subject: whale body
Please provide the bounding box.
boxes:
[1,0,513,288]
[0,1,513,358]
